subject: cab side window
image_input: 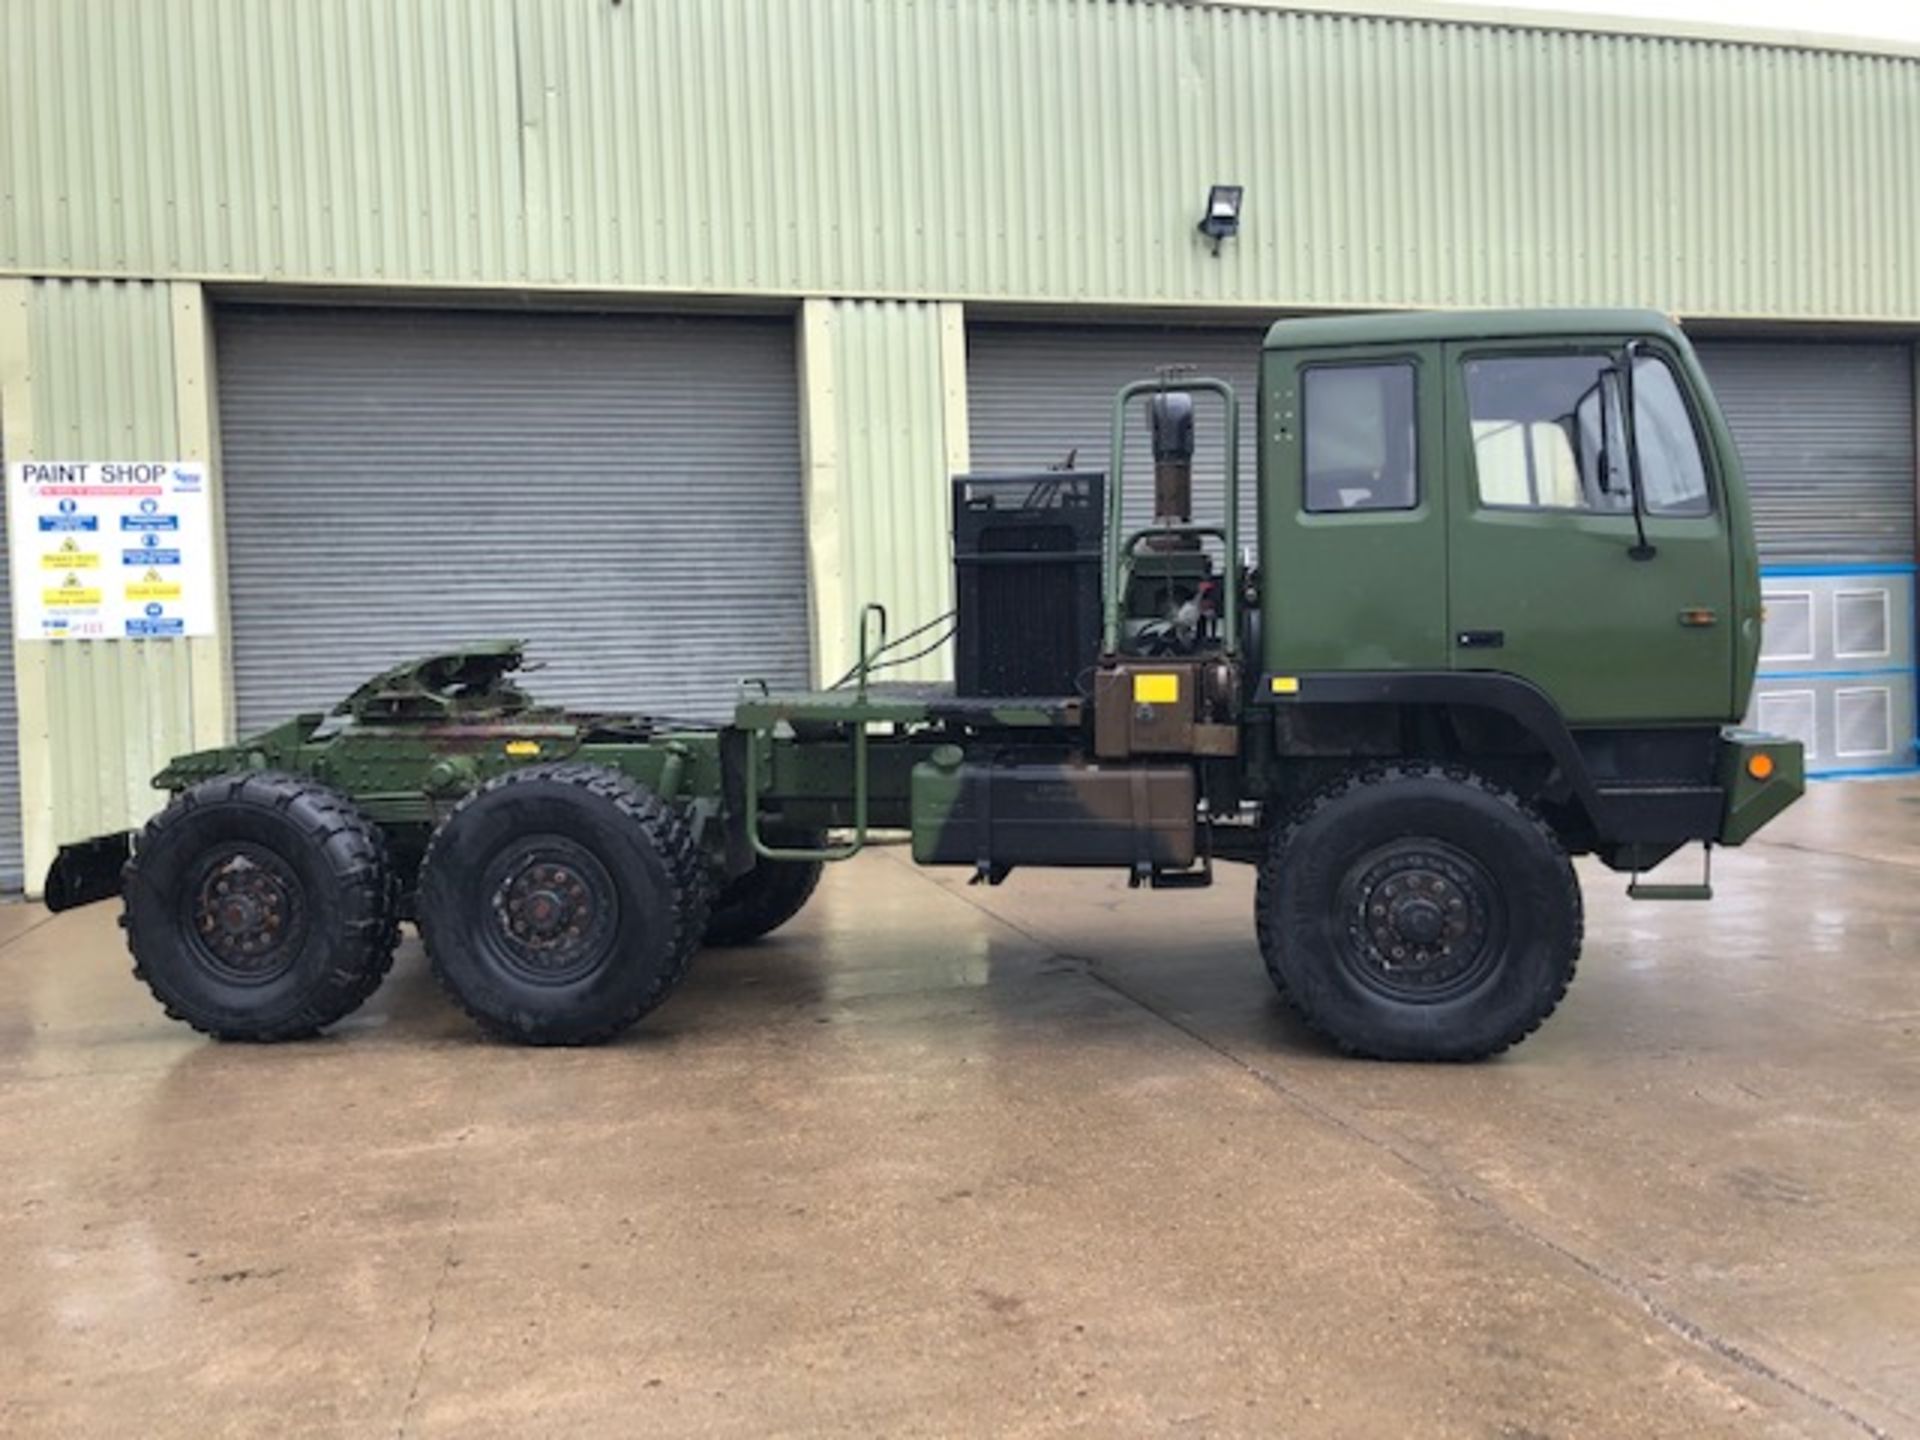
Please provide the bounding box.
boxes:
[1303,363,1418,513]
[1464,352,1712,515]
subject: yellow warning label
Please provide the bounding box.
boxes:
[504,740,542,758]
[44,585,103,607]
[125,580,183,602]
[1133,672,1180,705]
[42,550,99,569]
[1269,675,1301,695]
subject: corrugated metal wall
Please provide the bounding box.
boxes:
[802,299,968,685]
[5,0,1920,320]
[0,279,224,886]
[0,397,20,889]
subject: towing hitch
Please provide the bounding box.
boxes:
[44,832,132,913]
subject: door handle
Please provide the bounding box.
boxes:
[1456,629,1505,649]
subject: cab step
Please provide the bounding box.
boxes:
[1133,856,1213,890]
[1627,845,1713,901]
[1626,880,1714,902]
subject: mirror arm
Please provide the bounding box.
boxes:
[1620,340,1657,561]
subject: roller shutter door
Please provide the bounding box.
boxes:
[967,324,1264,546]
[217,306,809,734]
[1694,341,1914,565]
[1696,340,1918,774]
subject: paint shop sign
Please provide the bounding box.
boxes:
[9,462,216,640]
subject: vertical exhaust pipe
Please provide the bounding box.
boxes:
[1148,390,1197,550]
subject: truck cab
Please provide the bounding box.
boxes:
[1254,310,1787,873]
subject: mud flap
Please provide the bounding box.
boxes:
[43,832,132,912]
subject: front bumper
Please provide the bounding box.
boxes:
[1716,728,1805,847]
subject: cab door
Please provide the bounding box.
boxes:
[1441,339,1735,724]
[1260,344,1449,673]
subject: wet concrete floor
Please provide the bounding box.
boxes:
[1,778,1917,1437]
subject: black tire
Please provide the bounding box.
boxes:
[122,772,400,1041]
[418,763,709,1045]
[1257,763,1582,1062]
[703,832,825,946]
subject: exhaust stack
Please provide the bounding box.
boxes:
[1148,390,1198,550]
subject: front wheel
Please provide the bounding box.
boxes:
[1257,764,1582,1061]
[418,763,709,1045]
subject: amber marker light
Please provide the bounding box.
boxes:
[1747,752,1776,781]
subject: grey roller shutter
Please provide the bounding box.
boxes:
[216,306,809,734]
[967,324,1264,549]
[1694,341,1915,565]
[0,409,20,890]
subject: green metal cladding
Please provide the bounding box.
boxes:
[0,278,229,879]
[801,299,969,686]
[5,0,1920,319]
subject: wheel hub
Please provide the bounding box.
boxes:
[503,866,592,946]
[485,840,619,984]
[186,847,304,981]
[1339,843,1499,1001]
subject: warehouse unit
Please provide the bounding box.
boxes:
[2,0,1918,891]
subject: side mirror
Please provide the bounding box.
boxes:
[1595,367,1631,500]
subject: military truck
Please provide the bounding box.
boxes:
[46,309,1803,1061]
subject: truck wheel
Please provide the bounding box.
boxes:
[122,772,400,1041]
[418,763,709,1045]
[1257,764,1582,1061]
[704,833,825,946]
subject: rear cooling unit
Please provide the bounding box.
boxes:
[952,473,1105,698]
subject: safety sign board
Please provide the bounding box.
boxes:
[9,462,217,640]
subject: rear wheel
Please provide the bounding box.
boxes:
[418,763,709,1045]
[703,832,825,946]
[1257,764,1581,1061]
[122,772,400,1041]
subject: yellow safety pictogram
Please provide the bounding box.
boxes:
[45,574,103,606]
[43,540,99,569]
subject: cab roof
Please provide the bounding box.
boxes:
[1263,308,1684,350]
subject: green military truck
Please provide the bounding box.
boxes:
[47,309,1803,1061]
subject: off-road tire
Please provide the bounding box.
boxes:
[703,832,825,946]
[1257,763,1582,1062]
[418,763,709,1045]
[122,772,400,1041]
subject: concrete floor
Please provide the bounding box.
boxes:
[2,781,1918,1439]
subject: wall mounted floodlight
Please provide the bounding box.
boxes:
[1197,184,1243,255]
